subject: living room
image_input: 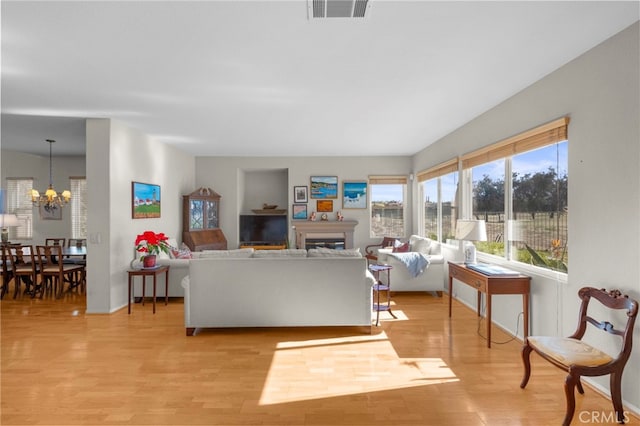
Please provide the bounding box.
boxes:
[1,2,639,422]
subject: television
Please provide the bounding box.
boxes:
[239,214,288,246]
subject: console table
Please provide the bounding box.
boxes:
[128,265,170,314]
[448,262,530,348]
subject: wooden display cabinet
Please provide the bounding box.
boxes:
[182,187,227,251]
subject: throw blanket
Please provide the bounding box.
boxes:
[388,252,430,278]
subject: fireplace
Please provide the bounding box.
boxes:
[293,220,358,249]
[305,238,346,250]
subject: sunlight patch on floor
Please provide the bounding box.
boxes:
[260,331,458,405]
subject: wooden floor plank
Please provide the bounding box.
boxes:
[1,285,637,425]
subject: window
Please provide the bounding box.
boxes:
[70,177,87,239]
[6,178,34,239]
[418,159,459,242]
[462,117,569,272]
[369,176,407,238]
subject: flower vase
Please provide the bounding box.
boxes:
[142,254,157,268]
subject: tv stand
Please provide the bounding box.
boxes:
[240,242,287,250]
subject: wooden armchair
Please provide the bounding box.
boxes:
[520,287,638,425]
[364,237,397,262]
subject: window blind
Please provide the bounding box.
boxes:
[6,178,33,239]
[70,177,87,239]
[368,175,408,185]
[416,158,459,182]
[461,117,569,169]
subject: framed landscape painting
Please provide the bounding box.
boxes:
[342,181,367,209]
[132,181,161,219]
[292,204,308,220]
[310,176,338,199]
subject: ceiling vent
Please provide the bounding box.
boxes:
[308,0,371,19]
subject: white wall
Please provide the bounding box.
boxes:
[86,118,195,313]
[412,22,640,412]
[0,150,86,242]
[195,156,412,250]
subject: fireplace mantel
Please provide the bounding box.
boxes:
[293,220,358,249]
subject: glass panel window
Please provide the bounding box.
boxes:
[423,179,437,240]
[421,171,458,242]
[6,178,33,239]
[511,142,568,271]
[471,159,505,257]
[370,183,405,238]
[469,142,568,272]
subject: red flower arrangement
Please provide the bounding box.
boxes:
[135,231,170,255]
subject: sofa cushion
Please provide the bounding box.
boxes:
[170,243,193,259]
[393,242,410,253]
[409,235,431,254]
[252,249,308,258]
[199,248,255,258]
[308,247,362,258]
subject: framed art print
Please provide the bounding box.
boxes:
[317,200,333,212]
[132,181,161,219]
[39,204,62,220]
[310,176,338,199]
[342,181,367,209]
[294,186,308,203]
[292,204,308,220]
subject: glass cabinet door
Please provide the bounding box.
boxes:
[205,200,218,229]
[190,200,204,230]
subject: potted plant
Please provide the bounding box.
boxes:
[135,231,170,268]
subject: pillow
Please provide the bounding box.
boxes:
[171,243,192,259]
[392,242,410,253]
[252,249,308,258]
[308,247,362,258]
[409,235,431,254]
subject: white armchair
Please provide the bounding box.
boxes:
[374,235,445,294]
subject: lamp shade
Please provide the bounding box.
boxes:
[0,214,19,227]
[455,219,487,241]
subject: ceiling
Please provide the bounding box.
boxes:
[1,1,638,158]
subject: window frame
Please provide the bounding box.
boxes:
[460,117,569,274]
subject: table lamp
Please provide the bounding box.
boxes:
[455,219,487,264]
[0,214,19,244]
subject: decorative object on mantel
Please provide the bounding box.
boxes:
[135,231,170,268]
[336,211,344,221]
[30,139,71,212]
[309,211,317,221]
[320,213,329,221]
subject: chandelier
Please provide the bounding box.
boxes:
[30,139,71,211]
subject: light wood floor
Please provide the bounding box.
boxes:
[1,286,637,425]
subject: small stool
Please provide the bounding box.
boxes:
[369,264,396,326]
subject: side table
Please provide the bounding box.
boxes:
[127,265,170,314]
[369,264,396,326]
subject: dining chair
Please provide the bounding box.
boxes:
[1,245,15,299]
[521,287,638,425]
[65,239,87,293]
[8,245,40,298]
[45,238,66,246]
[36,245,85,298]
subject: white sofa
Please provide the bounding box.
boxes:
[373,235,445,293]
[181,252,373,336]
